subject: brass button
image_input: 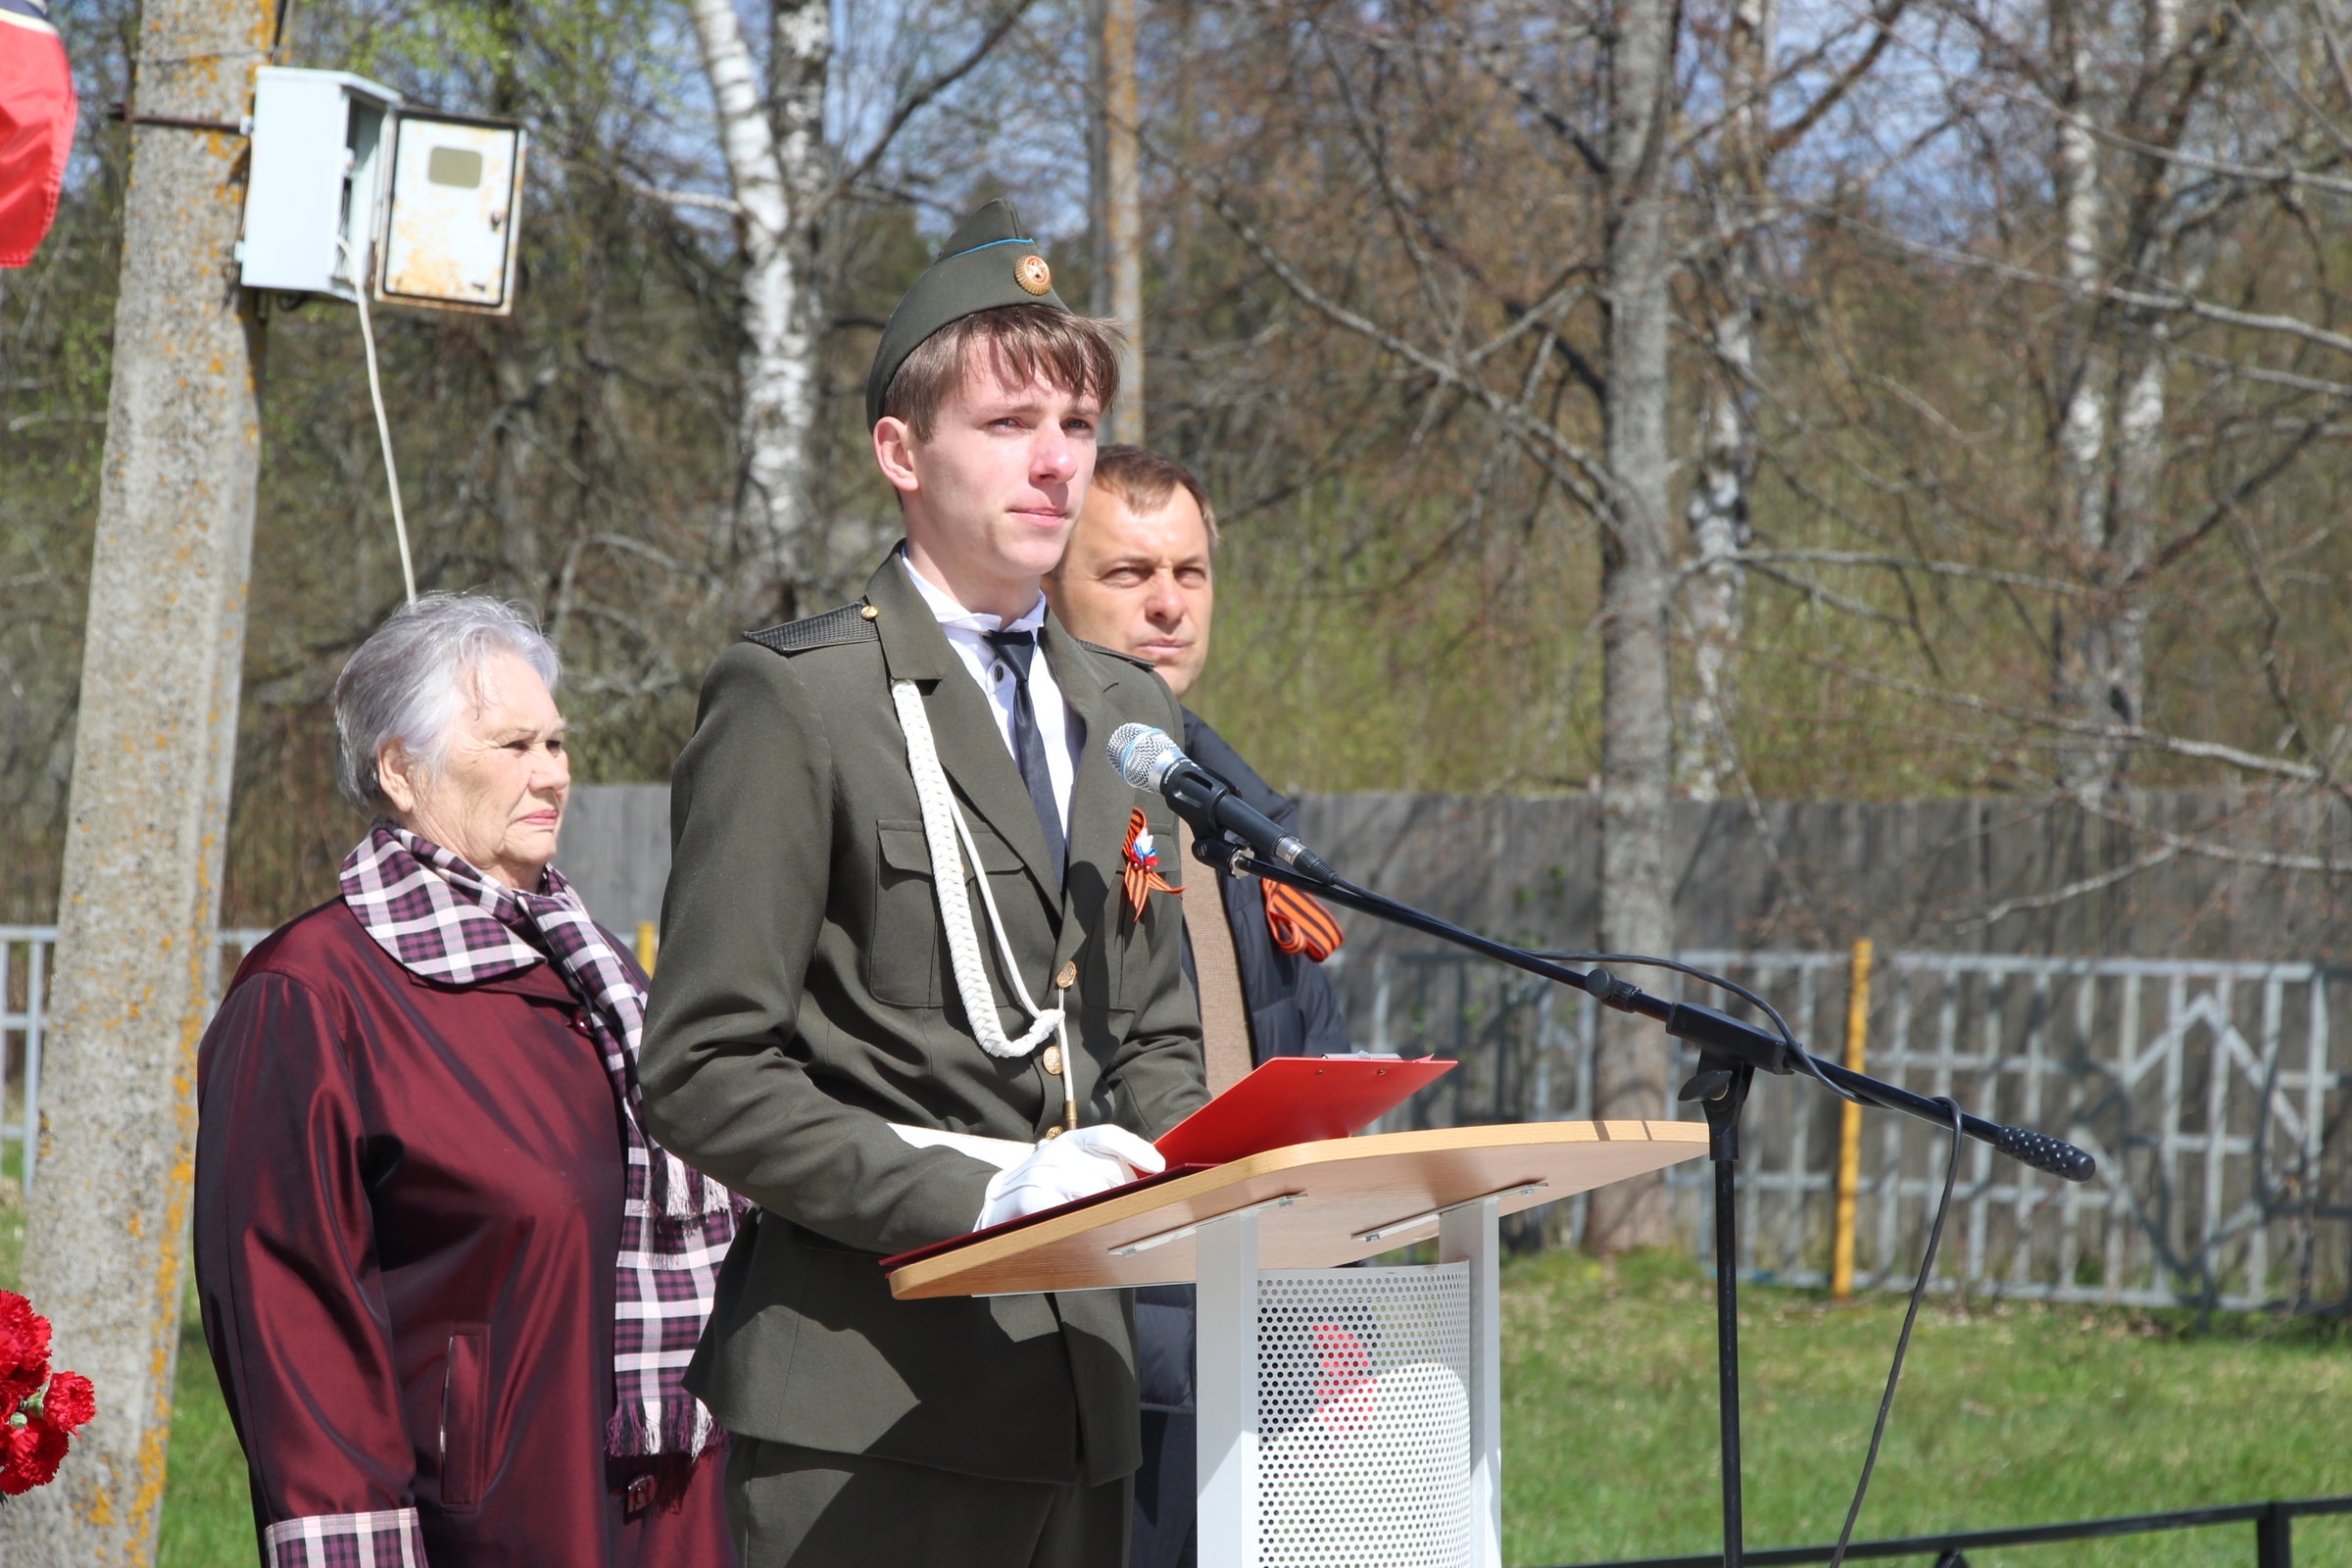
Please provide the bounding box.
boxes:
[858,604,879,620]
[1042,1045,1063,1075]
[1054,960,1077,990]
[1041,1125,1062,1140]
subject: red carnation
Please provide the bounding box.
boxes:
[0,1417,71,1495]
[38,1373,93,1435]
[0,1295,52,1415]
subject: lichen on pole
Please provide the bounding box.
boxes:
[0,0,272,1559]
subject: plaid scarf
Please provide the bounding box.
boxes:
[340,823,737,1459]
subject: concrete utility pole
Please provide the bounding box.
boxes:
[2,0,272,1559]
[1089,0,1144,441]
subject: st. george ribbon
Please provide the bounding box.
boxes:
[1106,717,2098,1568]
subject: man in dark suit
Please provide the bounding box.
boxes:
[641,204,1208,1568]
[1046,444,1351,1568]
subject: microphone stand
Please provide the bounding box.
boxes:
[1189,834,2095,1568]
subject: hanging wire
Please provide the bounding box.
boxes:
[1828,1095,1966,1567]
[337,236,416,603]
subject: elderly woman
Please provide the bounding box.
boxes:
[194,595,737,1568]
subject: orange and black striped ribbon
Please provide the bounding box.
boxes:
[1121,808,1179,923]
[1262,879,1344,960]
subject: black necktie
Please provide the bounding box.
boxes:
[984,630,1066,876]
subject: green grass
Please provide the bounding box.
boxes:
[1501,1250,2352,1567]
[157,1318,252,1568]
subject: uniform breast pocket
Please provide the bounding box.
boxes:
[868,820,944,1008]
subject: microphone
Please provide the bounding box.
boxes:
[1106,723,1338,883]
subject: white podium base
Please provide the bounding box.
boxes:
[1197,1196,1505,1568]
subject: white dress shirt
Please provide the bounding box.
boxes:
[900,553,1078,837]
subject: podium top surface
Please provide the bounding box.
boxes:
[886,1119,1707,1299]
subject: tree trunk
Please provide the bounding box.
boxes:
[2097,0,2183,756]
[1679,0,1774,801]
[2054,0,2180,794]
[2050,0,2120,795]
[1587,0,1682,1254]
[0,0,270,1558]
[1095,0,1146,441]
[689,0,827,625]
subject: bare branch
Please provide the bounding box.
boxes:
[1811,206,2352,360]
[1952,839,2183,929]
[1747,643,2328,781]
[807,0,1043,222]
[1732,548,2096,598]
[540,151,744,216]
[1766,0,1914,155]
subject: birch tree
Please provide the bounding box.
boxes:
[1679,0,1767,803]
[689,0,829,623]
[686,0,1049,620]
[2048,0,2124,794]
[2050,0,2200,797]
[1679,0,1909,798]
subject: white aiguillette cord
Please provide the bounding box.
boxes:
[891,680,1078,1132]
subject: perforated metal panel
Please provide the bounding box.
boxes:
[1256,1264,1474,1568]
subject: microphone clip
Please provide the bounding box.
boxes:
[1189,831,1252,878]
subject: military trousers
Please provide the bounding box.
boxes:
[725,1436,1132,1568]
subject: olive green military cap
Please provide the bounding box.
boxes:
[864,197,1071,427]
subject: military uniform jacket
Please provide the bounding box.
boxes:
[639,552,1209,1488]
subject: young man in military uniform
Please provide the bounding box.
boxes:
[640,201,1209,1568]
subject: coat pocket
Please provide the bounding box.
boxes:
[868,821,945,1008]
[438,1328,490,1511]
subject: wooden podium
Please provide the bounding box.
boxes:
[887,1119,1708,1568]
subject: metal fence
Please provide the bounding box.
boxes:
[6,926,2348,1311]
[0,926,270,1194]
[1330,948,2352,1314]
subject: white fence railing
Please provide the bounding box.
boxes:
[0,926,271,1194]
[1330,948,2352,1314]
[7,929,2346,1311]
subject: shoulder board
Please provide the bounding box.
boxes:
[1076,637,1158,674]
[743,604,880,655]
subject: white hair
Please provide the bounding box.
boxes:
[333,593,562,813]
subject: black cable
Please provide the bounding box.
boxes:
[1525,949,1870,1107]
[1827,1095,1965,1568]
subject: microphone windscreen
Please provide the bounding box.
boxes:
[1107,723,1185,791]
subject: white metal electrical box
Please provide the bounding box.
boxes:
[238,67,402,299]
[374,113,526,316]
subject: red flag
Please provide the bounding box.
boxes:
[0,0,75,269]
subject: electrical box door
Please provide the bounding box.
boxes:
[374,113,525,316]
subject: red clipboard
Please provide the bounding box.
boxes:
[878,1054,1456,1274]
[1152,1054,1456,1168]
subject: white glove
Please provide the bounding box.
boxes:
[977,1125,1166,1229]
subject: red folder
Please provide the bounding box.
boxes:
[1153,1054,1456,1168]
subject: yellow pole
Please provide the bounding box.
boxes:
[636,921,660,976]
[1832,938,1873,1303]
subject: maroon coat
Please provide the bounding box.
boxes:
[194,898,735,1568]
